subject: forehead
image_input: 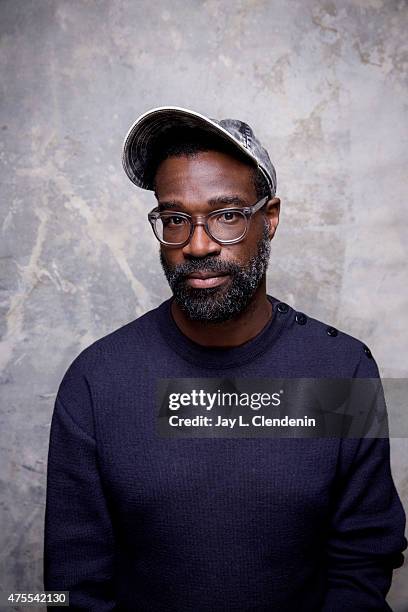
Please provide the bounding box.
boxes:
[154,150,257,203]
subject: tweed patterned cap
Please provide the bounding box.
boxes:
[122,106,277,196]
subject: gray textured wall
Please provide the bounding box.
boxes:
[1,0,407,609]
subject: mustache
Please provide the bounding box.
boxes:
[164,257,241,278]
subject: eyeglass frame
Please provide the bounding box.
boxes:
[147,195,270,247]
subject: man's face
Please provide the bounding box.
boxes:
[154,149,278,322]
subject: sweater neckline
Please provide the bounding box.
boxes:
[156,294,291,370]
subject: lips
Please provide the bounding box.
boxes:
[185,271,230,289]
[187,271,228,280]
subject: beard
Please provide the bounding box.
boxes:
[159,221,271,323]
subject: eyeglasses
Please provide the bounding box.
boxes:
[148,195,269,247]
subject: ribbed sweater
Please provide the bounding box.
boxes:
[43,295,407,611]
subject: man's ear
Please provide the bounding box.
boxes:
[264,197,280,239]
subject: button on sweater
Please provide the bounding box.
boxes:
[43,295,407,611]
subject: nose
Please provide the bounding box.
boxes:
[182,221,221,258]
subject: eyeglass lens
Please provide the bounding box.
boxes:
[155,210,247,244]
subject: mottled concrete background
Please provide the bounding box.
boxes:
[0,0,407,609]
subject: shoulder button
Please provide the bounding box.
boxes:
[327,326,338,337]
[363,345,372,358]
[295,312,307,325]
[276,302,289,314]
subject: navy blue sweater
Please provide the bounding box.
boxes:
[43,295,407,611]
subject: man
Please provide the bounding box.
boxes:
[44,106,407,611]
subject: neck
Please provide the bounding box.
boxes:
[170,279,272,348]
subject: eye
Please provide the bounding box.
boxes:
[170,216,184,225]
[218,211,240,223]
[162,215,186,226]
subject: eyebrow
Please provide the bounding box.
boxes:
[157,195,249,212]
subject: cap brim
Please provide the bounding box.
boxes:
[122,106,259,190]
